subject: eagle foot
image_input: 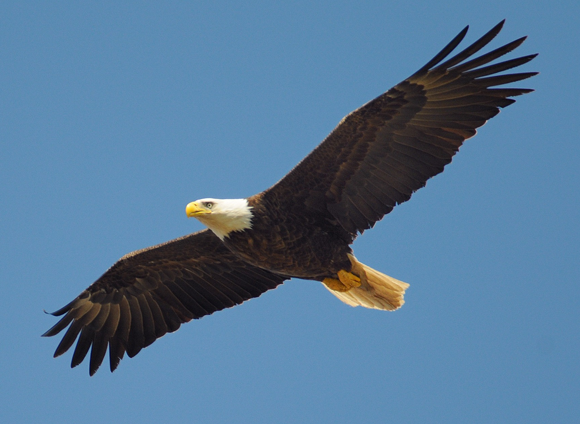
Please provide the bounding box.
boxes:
[322,270,361,292]
[322,277,349,292]
[337,270,361,289]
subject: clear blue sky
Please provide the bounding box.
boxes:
[1,1,578,423]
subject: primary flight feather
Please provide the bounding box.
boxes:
[44,21,537,375]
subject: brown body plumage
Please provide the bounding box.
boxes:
[223,194,353,280]
[44,21,537,375]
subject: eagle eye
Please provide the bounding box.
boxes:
[204,202,213,209]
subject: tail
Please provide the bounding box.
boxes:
[324,254,410,311]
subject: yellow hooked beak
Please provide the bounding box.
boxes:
[186,202,211,218]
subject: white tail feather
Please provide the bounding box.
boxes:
[323,254,410,311]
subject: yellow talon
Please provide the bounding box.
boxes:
[322,270,361,292]
[322,277,349,292]
[337,270,361,289]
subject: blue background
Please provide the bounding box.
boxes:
[2,1,578,423]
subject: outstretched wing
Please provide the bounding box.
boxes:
[264,21,537,235]
[43,229,287,375]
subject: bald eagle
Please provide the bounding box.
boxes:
[44,21,536,375]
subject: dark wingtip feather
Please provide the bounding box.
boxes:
[414,25,469,74]
[435,20,506,70]
[45,302,74,317]
[53,321,83,358]
[42,313,73,337]
[108,338,125,373]
[71,328,93,368]
[89,333,108,376]
[451,38,530,74]
[464,54,538,80]
[475,72,539,88]
[45,291,91,317]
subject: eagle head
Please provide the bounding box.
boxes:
[186,198,253,240]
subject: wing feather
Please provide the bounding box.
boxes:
[90,331,108,375]
[126,296,144,358]
[264,21,536,234]
[71,328,93,368]
[43,229,287,375]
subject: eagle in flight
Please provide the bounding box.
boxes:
[44,21,537,375]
